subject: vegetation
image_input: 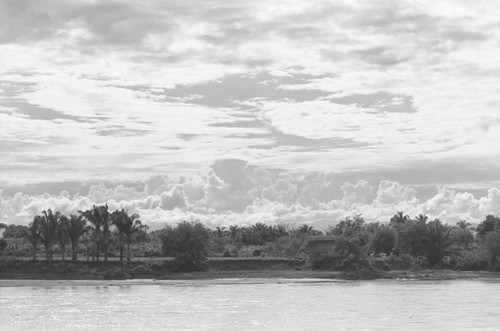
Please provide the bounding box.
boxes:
[1,205,500,275]
[111,209,147,262]
[161,221,210,271]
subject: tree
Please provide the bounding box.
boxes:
[482,227,500,269]
[332,236,370,273]
[274,224,289,238]
[161,221,210,271]
[389,211,410,227]
[414,214,428,224]
[80,205,108,262]
[454,220,474,250]
[229,225,239,243]
[0,224,7,252]
[328,215,365,238]
[68,214,90,261]
[476,215,500,238]
[214,226,227,239]
[2,224,28,238]
[0,238,7,254]
[296,224,322,237]
[100,204,111,261]
[57,215,70,260]
[425,219,455,266]
[36,209,62,261]
[393,216,429,257]
[23,220,41,260]
[371,226,396,255]
[328,216,369,247]
[111,209,145,262]
[111,210,126,262]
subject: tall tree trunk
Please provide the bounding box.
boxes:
[126,237,131,262]
[103,232,109,262]
[44,244,49,261]
[32,242,37,260]
[96,242,100,262]
[119,236,124,263]
[61,244,65,261]
[104,241,108,262]
[72,240,78,261]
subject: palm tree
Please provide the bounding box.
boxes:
[457,219,472,230]
[426,219,454,266]
[414,214,428,224]
[111,210,126,262]
[57,215,70,260]
[111,209,144,262]
[100,204,111,261]
[389,211,410,227]
[456,219,474,250]
[23,220,41,260]
[80,205,107,262]
[36,209,62,261]
[298,224,314,234]
[215,226,226,238]
[229,225,239,243]
[274,224,289,238]
[68,214,90,261]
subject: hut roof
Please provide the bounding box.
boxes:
[299,235,337,254]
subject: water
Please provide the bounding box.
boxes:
[1,279,499,330]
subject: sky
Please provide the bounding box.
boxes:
[1,0,500,229]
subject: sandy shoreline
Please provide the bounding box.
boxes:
[0,277,343,288]
[1,270,499,287]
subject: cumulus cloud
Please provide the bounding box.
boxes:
[1,162,499,230]
[375,180,419,205]
[341,180,375,205]
[421,186,480,223]
[478,188,500,215]
[160,184,186,210]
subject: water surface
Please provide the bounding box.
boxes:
[1,279,499,330]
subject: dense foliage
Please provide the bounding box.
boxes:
[160,221,210,271]
[1,207,500,272]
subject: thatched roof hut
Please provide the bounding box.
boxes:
[299,236,338,256]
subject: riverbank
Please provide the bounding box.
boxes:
[1,258,499,285]
[1,270,500,288]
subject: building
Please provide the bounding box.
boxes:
[298,235,338,259]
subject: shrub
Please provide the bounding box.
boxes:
[410,256,429,270]
[162,221,210,272]
[456,249,490,271]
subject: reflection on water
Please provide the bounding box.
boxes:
[1,279,500,330]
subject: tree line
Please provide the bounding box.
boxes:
[0,204,147,263]
[1,207,500,271]
[321,212,500,270]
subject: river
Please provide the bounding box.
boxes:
[1,279,499,330]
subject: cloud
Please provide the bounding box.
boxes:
[421,186,480,222]
[375,181,419,205]
[478,188,500,215]
[341,180,375,205]
[1,162,499,230]
[1,0,500,211]
[160,184,186,210]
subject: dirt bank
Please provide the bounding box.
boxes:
[1,258,499,283]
